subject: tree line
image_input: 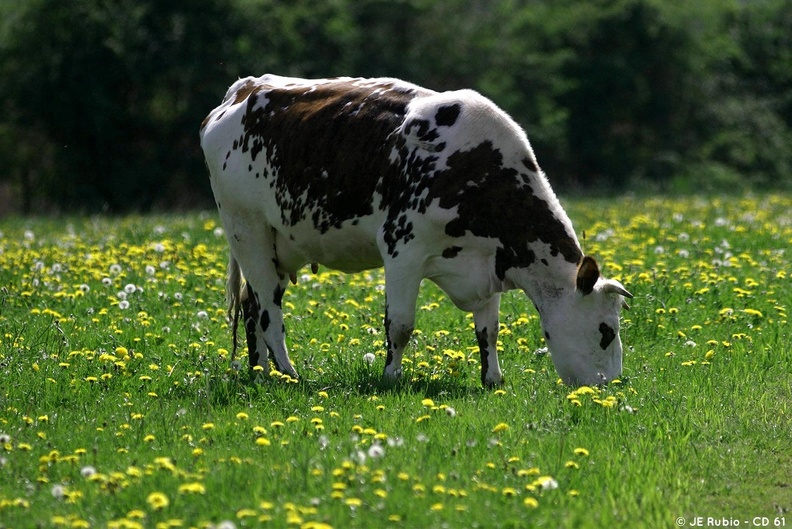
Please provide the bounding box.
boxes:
[0,0,790,214]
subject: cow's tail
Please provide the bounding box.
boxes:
[227,255,243,364]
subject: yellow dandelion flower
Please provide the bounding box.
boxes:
[177,482,206,495]
[573,447,589,457]
[146,492,169,510]
[255,437,271,446]
[492,422,509,433]
[236,508,257,519]
[344,497,363,508]
[524,497,539,508]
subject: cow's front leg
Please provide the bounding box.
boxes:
[473,294,504,387]
[381,267,422,382]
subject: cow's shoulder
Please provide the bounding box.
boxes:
[398,89,531,158]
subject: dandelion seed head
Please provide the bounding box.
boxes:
[51,484,66,499]
[362,352,375,365]
[387,436,404,447]
[367,443,385,459]
[536,476,558,490]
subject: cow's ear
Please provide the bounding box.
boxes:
[576,256,600,295]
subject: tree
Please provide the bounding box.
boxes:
[0,0,252,212]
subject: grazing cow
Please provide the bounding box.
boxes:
[200,75,632,387]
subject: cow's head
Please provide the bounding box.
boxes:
[540,256,632,385]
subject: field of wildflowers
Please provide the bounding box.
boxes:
[0,194,789,529]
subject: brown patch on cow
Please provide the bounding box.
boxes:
[599,322,615,349]
[522,156,539,174]
[238,79,431,232]
[422,141,583,279]
[435,103,461,127]
[242,285,261,367]
[232,79,262,105]
[442,246,462,258]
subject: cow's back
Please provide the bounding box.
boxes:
[201,75,579,276]
[200,76,434,234]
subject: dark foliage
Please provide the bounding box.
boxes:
[0,0,789,214]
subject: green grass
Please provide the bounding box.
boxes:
[1,195,790,529]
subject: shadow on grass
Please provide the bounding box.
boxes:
[203,359,486,408]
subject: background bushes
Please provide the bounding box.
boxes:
[0,0,790,213]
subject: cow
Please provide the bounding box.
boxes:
[199,74,632,387]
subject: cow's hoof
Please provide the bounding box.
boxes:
[482,374,505,389]
[382,367,403,382]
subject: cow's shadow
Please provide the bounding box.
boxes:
[206,359,485,407]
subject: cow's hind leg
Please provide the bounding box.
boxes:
[381,263,422,382]
[473,294,504,387]
[228,225,297,379]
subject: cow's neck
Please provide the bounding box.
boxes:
[506,254,580,311]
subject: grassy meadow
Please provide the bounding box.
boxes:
[0,194,790,529]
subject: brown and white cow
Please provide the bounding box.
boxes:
[200,75,632,387]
